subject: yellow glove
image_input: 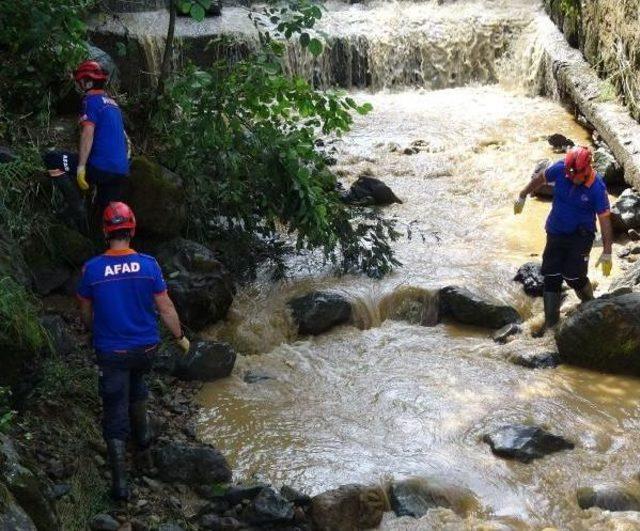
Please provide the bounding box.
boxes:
[76,166,89,191]
[513,195,526,215]
[595,253,612,277]
[176,335,190,354]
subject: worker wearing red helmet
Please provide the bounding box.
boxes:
[74,60,129,209]
[77,202,190,501]
[514,146,613,335]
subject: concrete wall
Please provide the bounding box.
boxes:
[544,0,640,122]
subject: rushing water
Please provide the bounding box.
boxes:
[189,1,640,529]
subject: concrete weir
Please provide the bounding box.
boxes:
[533,14,640,188]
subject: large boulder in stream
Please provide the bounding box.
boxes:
[288,291,352,335]
[155,238,234,331]
[127,156,186,240]
[577,482,640,512]
[341,176,402,206]
[388,477,480,518]
[438,286,521,329]
[513,262,544,297]
[173,340,236,382]
[611,188,640,232]
[483,424,574,463]
[311,484,387,531]
[241,487,295,525]
[555,293,640,374]
[611,260,640,292]
[153,443,232,485]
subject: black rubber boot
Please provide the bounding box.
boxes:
[533,291,562,338]
[574,282,594,303]
[106,439,129,501]
[130,400,152,450]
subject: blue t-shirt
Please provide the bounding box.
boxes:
[77,250,167,352]
[544,160,610,235]
[79,91,129,175]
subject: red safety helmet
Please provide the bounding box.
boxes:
[565,146,593,180]
[103,202,136,236]
[74,60,108,82]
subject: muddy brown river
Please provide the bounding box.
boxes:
[190,2,640,529]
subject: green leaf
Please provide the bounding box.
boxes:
[308,38,322,56]
[299,32,310,47]
[198,0,212,9]
[190,3,206,21]
[178,0,192,14]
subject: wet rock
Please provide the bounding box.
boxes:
[155,238,235,331]
[0,233,31,288]
[611,188,640,232]
[492,323,521,344]
[389,477,480,518]
[0,435,59,530]
[152,443,231,485]
[288,291,352,336]
[311,484,387,531]
[127,157,186,239]
[173,340,236,382]
[610,260,640,292]
[281,485,312,506]
[0,146,17,163]
[0,483,37,531]
[548,133,575,152]
[242,487,294,525]
[509,351,559,369]
[483,424,574,463]
[513,262,544,297]
[439,286,521,329]
[39,314,75,356]
[243,370,275,384]
[224,484,268,505]
[50,483,71,499]
[200,514,243,530]
[577,482,640,512]
[555,293,640,374]
[157,524,184,531]
[594,146,625,189]
[90,513,120,530]
[341,176,402,206]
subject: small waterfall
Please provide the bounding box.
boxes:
[281,14,528,90]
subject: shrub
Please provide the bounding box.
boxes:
[0,0,93,129]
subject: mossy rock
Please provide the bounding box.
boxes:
[0,234,30,288]
[0,435,59,530]
[0,482,37,531]
[127,156,186,239]
[556,293,640,375]
[49,224,95,267]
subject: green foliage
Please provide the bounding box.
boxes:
[0,277,48,354]
[33,357,97,401]
[0,148,53,244]
[558,0,580,17]
[177,0,212,21]
[0,0,93,126]
[153,1,399,277]
[0,387,16,434]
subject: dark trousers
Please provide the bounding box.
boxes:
[87,164,128,210]
[541,230,594,292]
[96,347,156,441]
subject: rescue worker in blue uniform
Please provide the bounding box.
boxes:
[74,60,129,209]
[77,202,190,501]
[514,146,614,335]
